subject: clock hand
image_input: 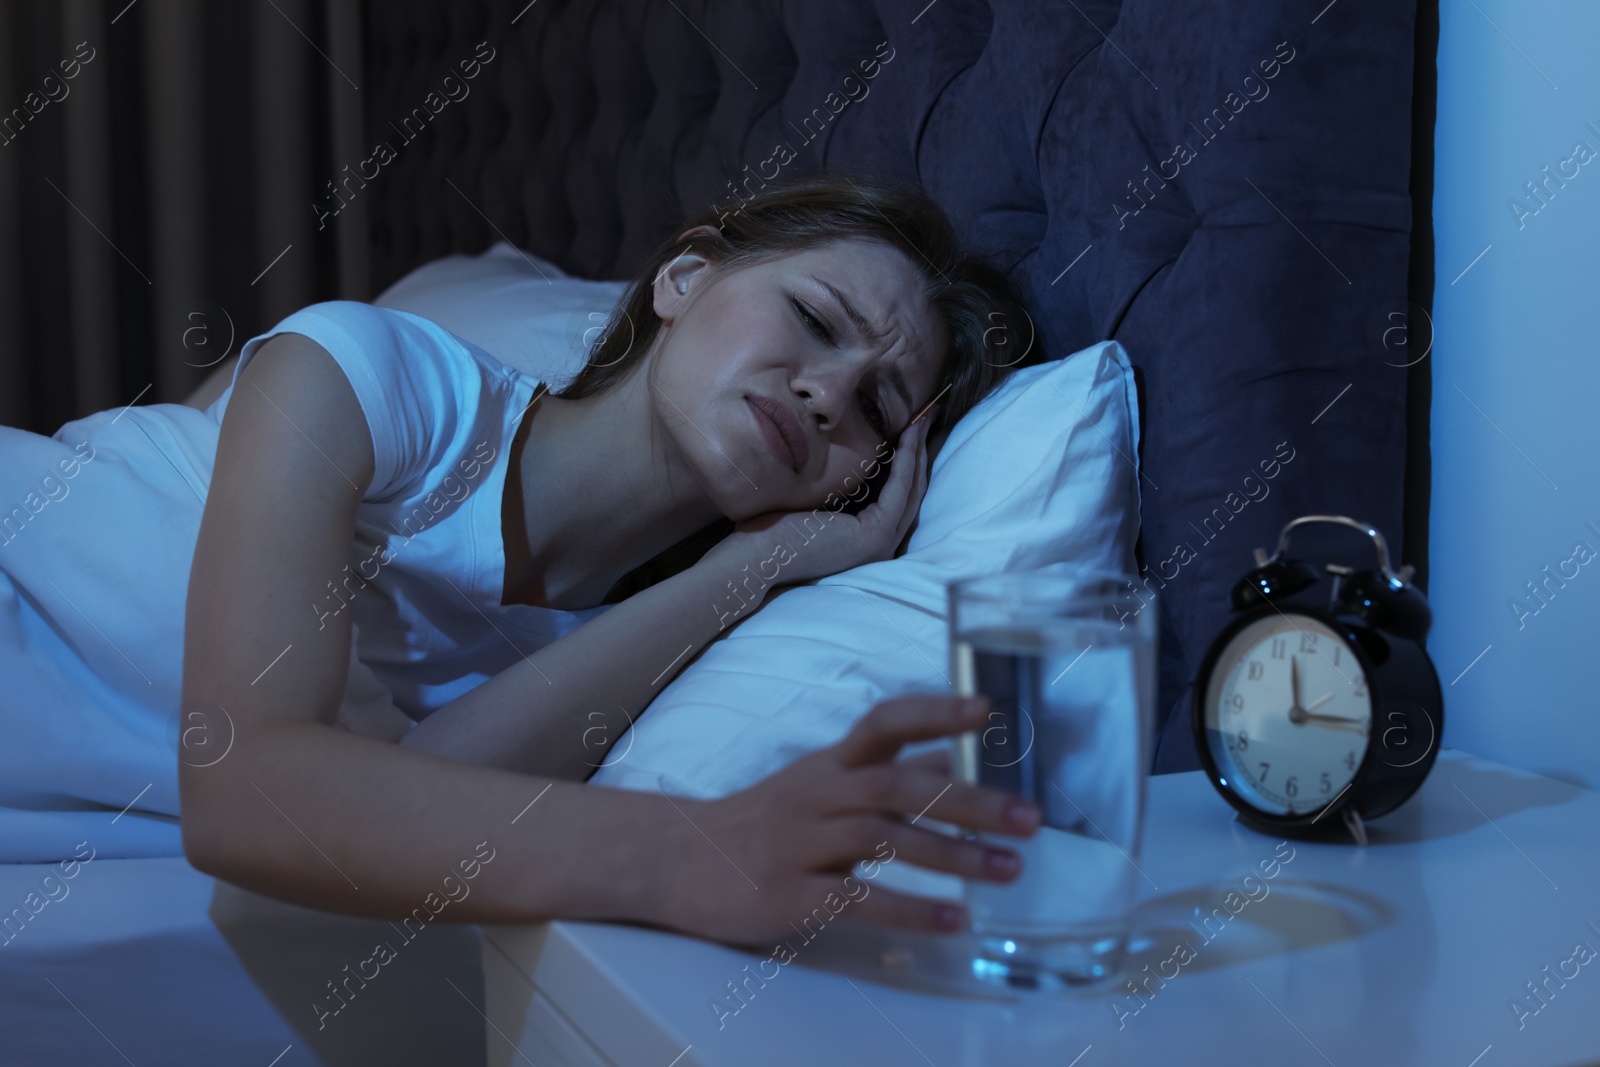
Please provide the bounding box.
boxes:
[1286,655,1314,724]
[1285,657,1357,727]
[1299,711,1367,727]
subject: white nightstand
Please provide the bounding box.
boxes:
[484,749,1600,1066]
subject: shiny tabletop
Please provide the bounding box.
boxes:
[485,749,1600,1067]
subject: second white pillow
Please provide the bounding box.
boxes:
[373,240,627,388]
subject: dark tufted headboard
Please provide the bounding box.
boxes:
[360,0,1422,774]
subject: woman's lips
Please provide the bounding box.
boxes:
[746,396,808,473]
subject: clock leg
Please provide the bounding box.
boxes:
[1342,806,1369,846]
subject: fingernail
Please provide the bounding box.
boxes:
[935,904,965,931]
[984,849,1019,877]
[1006,799,1040,830]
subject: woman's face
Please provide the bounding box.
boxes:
[646,233,948,522]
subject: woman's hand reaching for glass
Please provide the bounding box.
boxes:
[651,694,1040,948]
[704,408,935,589]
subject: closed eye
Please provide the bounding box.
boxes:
[791,296,887,439]
[792,298,831,343]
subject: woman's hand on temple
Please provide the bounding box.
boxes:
[704,409,934,588]
[652,694,1040,948]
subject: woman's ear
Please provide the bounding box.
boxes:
[651,225,723,325]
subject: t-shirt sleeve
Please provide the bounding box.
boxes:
[229,300,465,501]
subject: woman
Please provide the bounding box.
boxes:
[0,174,1040,945]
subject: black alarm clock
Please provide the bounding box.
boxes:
[1191,515,1445,844]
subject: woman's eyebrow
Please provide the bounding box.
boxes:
[808,275,879,341]
[806,274,912,415]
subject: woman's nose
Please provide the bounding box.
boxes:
[793,357,868,429]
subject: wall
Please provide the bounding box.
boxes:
[1431,0,1600,788]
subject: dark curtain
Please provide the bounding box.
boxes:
[0,0,367,436]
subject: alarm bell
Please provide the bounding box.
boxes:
[1235,515,1431,642]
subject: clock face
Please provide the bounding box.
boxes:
[1203,612,1372,817]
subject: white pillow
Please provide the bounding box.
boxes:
[373,240,626,387]
[588,340,1143,798]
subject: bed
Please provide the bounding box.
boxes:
[3,1,1427,1063]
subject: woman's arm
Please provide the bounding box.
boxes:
[399,541,775,778]
[403,410,935,779]
[175,331,725,924]
[180,332,1035,940]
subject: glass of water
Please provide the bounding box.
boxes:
[949,562,1157,990]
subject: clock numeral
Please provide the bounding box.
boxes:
[1258,761,1270,783]
[1237,730,1248,751]
[1299,631,1317,653]
[1285,775,1298,797]
[1332,645,1341,667]
[1320,772,1332,794]
[1269,638,1286,661]
[1230,694,1245,712]
[1246,660,1264,681]
[1345,750,1357,771]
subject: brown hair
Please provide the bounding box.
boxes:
[565,171,1029,602]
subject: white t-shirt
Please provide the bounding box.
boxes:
[0,300,613,842]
